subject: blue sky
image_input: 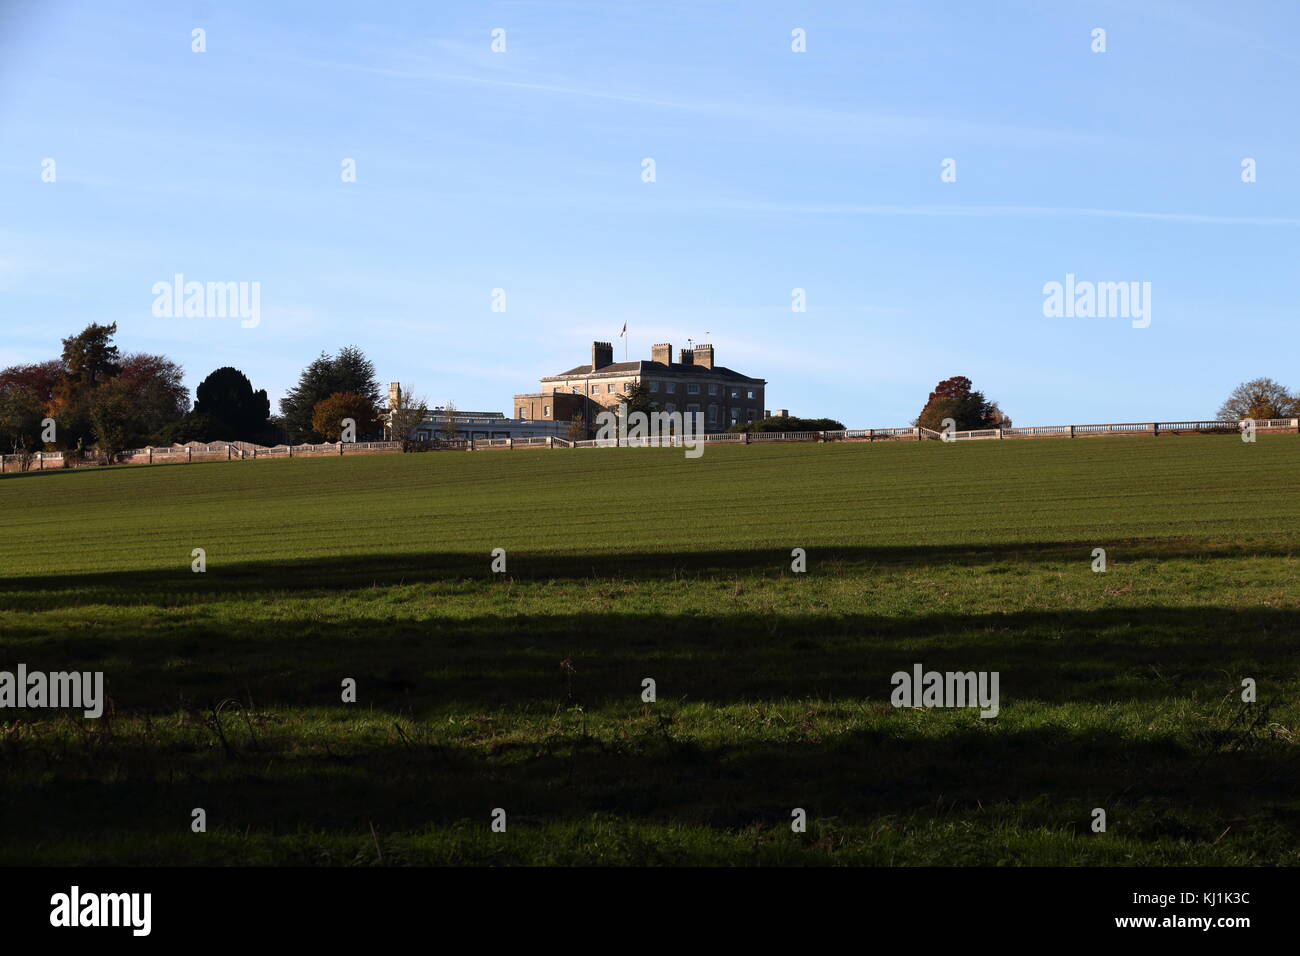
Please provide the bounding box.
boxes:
[1,0,1297,426]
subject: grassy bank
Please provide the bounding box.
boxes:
[2,437,1298,864]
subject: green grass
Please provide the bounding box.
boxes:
[2,437,1299,865]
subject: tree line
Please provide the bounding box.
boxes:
[1,324,1292,460]
[0,323,423,460]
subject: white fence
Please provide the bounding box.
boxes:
[473,436,569,450]
[483,417,1300,452]
[1,439,403,473]
[4,418,1296,474]
[945,419,1297,442]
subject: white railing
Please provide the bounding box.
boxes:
[4,418,1297,475]
[1002,425,1071,438]
[471,436,563,449]
[828,427,919,440]
[1073,422,1153,434]
[749,430,817,441]
[1154,421,1235,433]
[1,438,406,472]
[543,418,1299,452]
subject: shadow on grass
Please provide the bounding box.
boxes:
[7,720,1298,852]
[3,604,1299,710]
[1,538,1296,606]
[0,457,239,481]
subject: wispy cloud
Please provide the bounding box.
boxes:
[672,199,1300,227]
[289,54,1114,150]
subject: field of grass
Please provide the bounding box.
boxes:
[2,436,1299,865]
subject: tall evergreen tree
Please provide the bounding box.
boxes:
[53,322,123,447]
[614,382,657,418]
[193,366,271,440]
[60,322,122,390]
[280,346,380,441]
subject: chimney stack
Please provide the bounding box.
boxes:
[651,343,672,366]
[388,382,402,410]
[692,343,714,369]
[591,341,613,371]
[677,348,694,365]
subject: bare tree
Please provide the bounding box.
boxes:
[441,401,460,442]
[386,383,429,451]
[1217,377,1297,421]
[566,411,588,443]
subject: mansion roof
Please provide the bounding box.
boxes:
[545,359,764,384]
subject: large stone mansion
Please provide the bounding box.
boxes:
[514,341,768,432]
